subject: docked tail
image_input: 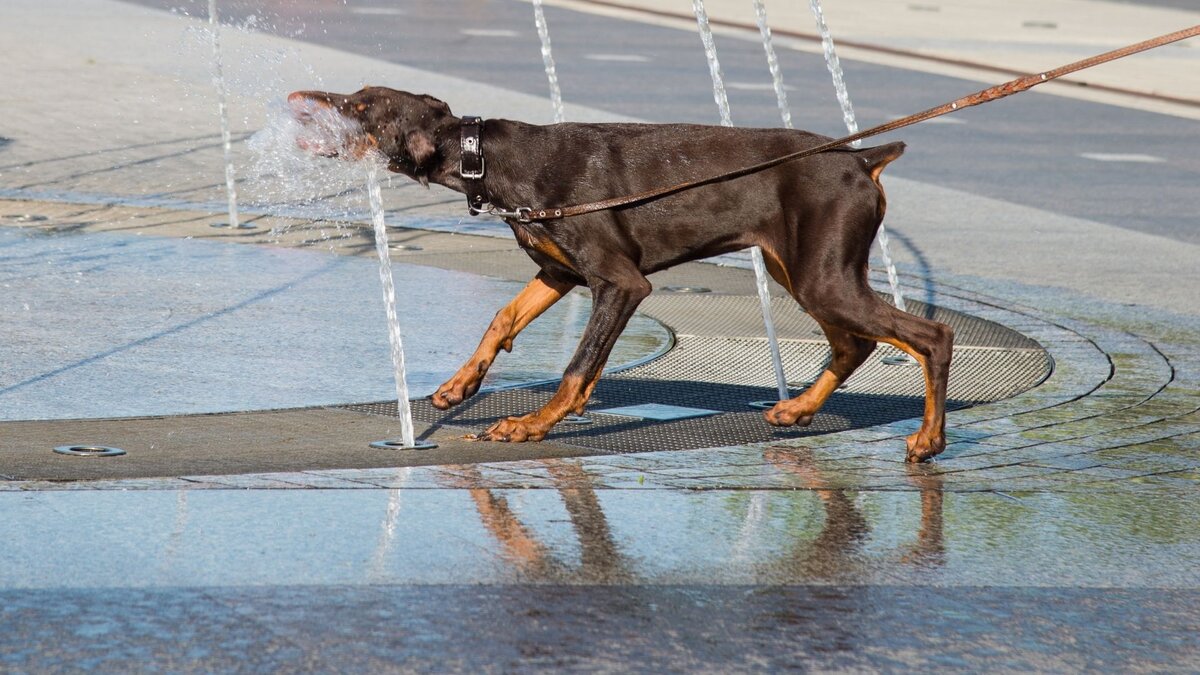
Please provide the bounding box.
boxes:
[856,141,906,181]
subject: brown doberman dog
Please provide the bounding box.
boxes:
[287,87,954,462]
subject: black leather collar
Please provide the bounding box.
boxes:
[459,116,489,215]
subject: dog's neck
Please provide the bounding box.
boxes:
[424,117,474,194]
[398,117,526,216]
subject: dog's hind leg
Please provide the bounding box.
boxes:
[804,280,954,462]
[431,271,574,410]
[476,261,652,442]
[765,323,876,427]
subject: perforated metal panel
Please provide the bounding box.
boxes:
[637,294,1041,350]
[619,336,1051,402]
[336,328,1051,454]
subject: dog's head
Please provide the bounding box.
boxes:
[287,86,453,183]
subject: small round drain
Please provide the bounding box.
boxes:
[369,439,439,450]
[747,400,780,410]
[53,445,126,458]
[389,244,423,251]
[787,380,848,390]
[561,415,592,425]
[4,214,49,223]
[881,354,920,366]
[209,221,259,230]
[661,286,711,294]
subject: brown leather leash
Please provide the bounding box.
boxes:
[500,25,1197,224]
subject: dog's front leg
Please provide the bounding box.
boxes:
[476,270,652,442]
[431,272,574,410]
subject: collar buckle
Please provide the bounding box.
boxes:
[460,155,485,180]
[459,116,486,181]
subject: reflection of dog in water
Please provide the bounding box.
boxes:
[763,447,945,574]
[441,452,943,582]
[441,461,628,582]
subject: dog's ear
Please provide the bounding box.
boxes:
[418,94,451,115]
[405,129,438,185]
[405,129,437,167]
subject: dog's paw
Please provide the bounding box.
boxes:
[430,369,484,410]
[763,402,815,428]
[905,429,946,463]
[475,415,551,443]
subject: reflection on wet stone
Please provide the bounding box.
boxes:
[445,461,629,582]
[432,451,951,584]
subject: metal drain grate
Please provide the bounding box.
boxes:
[337,346,1049,454]
[346,380,964,454]
[638,294,1041,349]
[619,336,1051,403]
[334,295,1051,455]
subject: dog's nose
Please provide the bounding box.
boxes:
[287,91,327,121]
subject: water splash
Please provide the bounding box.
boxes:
[532,0,565,123]
[367,163,417,448]
[692,0,788,401]
[253,100,420,442]
[752,0,792,129]
[808,0,908,312]
[246,103,366,206]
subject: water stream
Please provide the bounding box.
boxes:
[207,0,242,230]
[808,0,908,313]
[692,0,789,402]
[532,0,566,124]
[366,164,417,447]
[751,0,792,130]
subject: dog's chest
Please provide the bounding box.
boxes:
[510,222,578,276]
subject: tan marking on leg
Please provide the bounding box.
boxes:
[758,246,795,296]
[432,275,572,409]
[765,371,838,427]
[573,371,603,415]
[475,373,588,442]
[880,339,938,430]
[878,338,946,461]
[511,228,578,274]
[766,322,874,427]
[533,236,578,274]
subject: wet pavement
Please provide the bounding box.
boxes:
[0,226,666,420]
[1,486,1197,669]
[5,586,1197,671]
[2,0,1199,669]
[2,204,1197,668]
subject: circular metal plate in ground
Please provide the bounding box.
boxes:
[789,380,848,390]
[747,400,780,410]
[561,415,593,425]
[661,286,711,294]
[53,445,126,458]
[389,244,424,251]
[380,326,1051,455]
[209,222,259,230]
[881,354,920,366]
[3,214,48,222]
[369,439,439,450]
